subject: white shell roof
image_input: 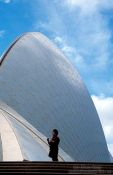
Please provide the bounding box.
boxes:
[0,102,72,161]
[0,32,110,162]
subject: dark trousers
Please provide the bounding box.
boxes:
[52,155,58,161]
[49,150,58,161]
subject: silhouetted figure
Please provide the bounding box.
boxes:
[47,129,60,161]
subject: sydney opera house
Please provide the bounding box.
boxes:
[0,32,112,162]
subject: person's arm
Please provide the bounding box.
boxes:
[56,137,60,146]
[50,137,60,146]
[53,137,60,146]
[47,138,55,146]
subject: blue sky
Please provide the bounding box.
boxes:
[0,0,113,157]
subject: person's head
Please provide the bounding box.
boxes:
[52,129,58,137]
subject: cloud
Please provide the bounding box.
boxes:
[64,0,113,68]
[92,95,113,156]
[54,36,85,68]
[34,2,66,37]
[0,30,5,37]
[54,36,77,57]
[65,6,112,70]
[35,0,113,72]
[65,0,113,15]
[32,0,113,97]
[65,0,100,14]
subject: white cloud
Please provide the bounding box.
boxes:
[63,0,113,72]
[33,0,113,95]
[66,0,100,14]
[35,0,112,71]
[54,36,76,56]
[65,0,113,15]
[54,36,85,68]
[0,30,5,37]
[92,95,113,156]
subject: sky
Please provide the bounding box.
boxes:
[0,0,113,157]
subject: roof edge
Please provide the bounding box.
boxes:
[0,32,43,66]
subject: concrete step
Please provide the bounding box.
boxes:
[0,173,112,175]
[0,162,112,174]
[0,169,112,173]
[0,169,112,174]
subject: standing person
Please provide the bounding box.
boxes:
[47,129,60,161]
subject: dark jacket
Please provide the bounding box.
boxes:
[48,136,60,158]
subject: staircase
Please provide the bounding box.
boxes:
[0,161,113,174]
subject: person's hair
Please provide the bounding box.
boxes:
[53,129,58,135]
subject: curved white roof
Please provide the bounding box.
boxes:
[0,32,110,162]
[0,102,72,161]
